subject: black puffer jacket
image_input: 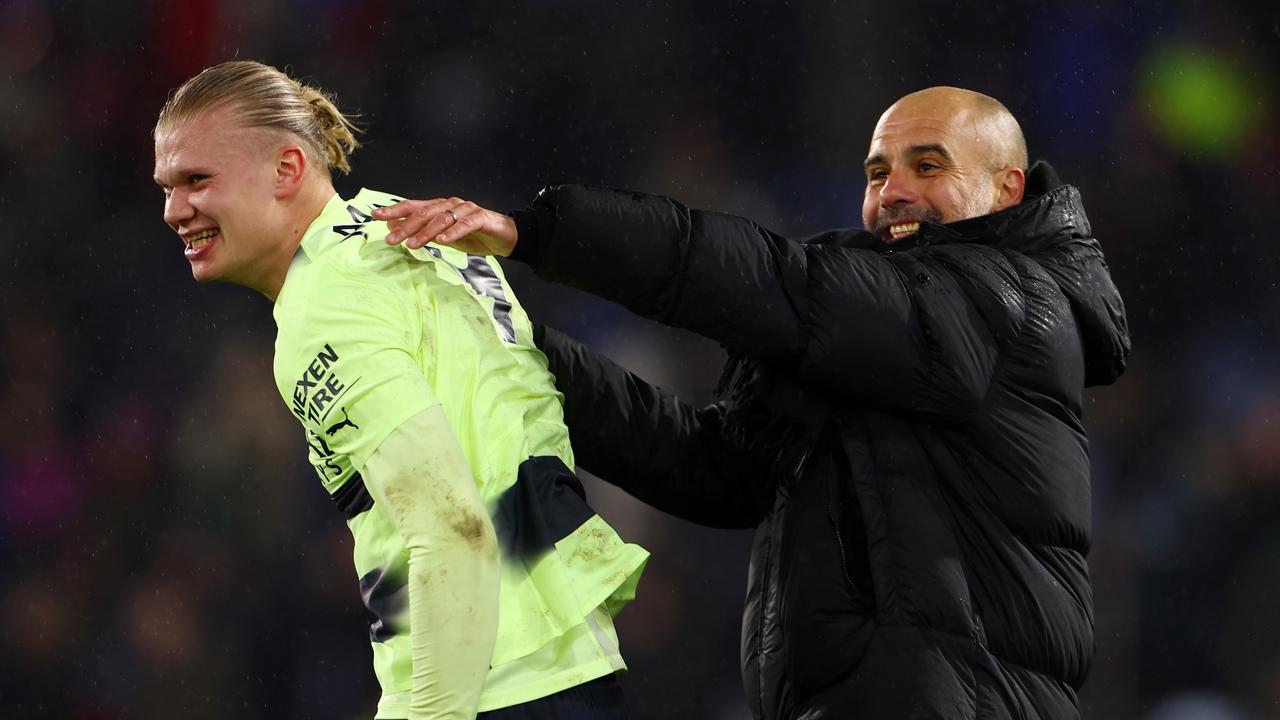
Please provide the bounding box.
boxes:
[513,162,1129,719]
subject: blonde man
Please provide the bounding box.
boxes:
[153,60,647,720]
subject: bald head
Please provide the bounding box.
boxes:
[882,87,1027,172]
[861,87,1029,242]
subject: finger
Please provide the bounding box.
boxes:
[388,199,456,244]
[383,203,431,243]
[371,200,410,220]
[406,209,465,248]
[372,198,443,220]
[407,199,470,248]
[433,202,483,245]
[408,210,462,248]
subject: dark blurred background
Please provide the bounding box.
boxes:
[2,1,1278,718]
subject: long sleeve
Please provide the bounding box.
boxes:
[537,326,773,528]
[513,186,1028,422]
[360,406,500,720]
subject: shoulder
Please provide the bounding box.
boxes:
[297,188,422,280]
[287,189,443,307]
[274,251,422,398]
[881,243,1029,347]
[796,227,880,249]
[278,245,415,338]
[902,242,1022,287]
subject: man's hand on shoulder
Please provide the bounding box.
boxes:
[374,197,517,257]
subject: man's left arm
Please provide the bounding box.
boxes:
[537,325,776,528]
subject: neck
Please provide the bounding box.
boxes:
[255,179,337,302]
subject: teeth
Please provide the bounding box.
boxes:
[186,229,218,250]
[889,222,920,239]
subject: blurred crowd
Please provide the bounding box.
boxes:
[1,1,1277,718]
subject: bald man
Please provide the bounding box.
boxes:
[378,87,1130,719]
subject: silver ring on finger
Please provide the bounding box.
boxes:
[445,209,459,223]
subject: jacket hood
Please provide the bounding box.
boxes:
[916,161,1131,386]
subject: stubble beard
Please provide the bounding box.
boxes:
[874,206,944,241]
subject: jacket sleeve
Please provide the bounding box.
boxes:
[517,186,1023,421]
[537,326,774,528]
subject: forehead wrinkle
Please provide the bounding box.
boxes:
[863,142,956,171]
[907,143,953,161]
[870,109,967,149]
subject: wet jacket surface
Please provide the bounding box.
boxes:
[513,162,1130,719]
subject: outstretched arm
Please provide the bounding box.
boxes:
[537,326,774,529]
[374,188,1020,422]
[377,197,518,256]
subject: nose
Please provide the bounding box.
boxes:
[879,169,919,208]
[163,188,194,229]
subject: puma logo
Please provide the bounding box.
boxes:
[326,407,360,436]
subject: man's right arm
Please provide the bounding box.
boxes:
[536,326,774,529]
[375,189,1016,424]
[360,406,500,720]
[278,261,498,720]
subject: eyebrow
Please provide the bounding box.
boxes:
[908,143,953,162]
[863,143,955,170]
[153,168,210,189]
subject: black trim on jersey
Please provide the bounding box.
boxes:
[331,471,374,518]
[359,564,407,643]
[492,456,595,562]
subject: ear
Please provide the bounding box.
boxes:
[273,145,309,199]
[992,166,1026,211]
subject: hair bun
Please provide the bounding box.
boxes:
[298,83,361,174]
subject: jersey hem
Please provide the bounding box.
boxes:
[374,662,625,718]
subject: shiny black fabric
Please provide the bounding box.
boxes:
[523,162,1130,719]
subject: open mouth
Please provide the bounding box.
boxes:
[184,228,219,256]
[889,222,920,240]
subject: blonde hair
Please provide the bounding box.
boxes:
[155,60,360,175]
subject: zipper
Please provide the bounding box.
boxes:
[752,442,810,720]
[754,513,774,719]
[792,444,811,479]
[828,481,855,590]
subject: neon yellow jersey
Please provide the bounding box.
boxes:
[272,189,648,717]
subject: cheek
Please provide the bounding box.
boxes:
[861,190,878,228]
[928,182,971,221]
[961,181,997,219]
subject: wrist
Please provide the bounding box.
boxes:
[507,208,541,265]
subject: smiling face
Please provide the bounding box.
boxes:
[153,104,293,293]
[861,88,1026,243]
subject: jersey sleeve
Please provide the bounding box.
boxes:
[361,405,500,719]
[276,265,439,487]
